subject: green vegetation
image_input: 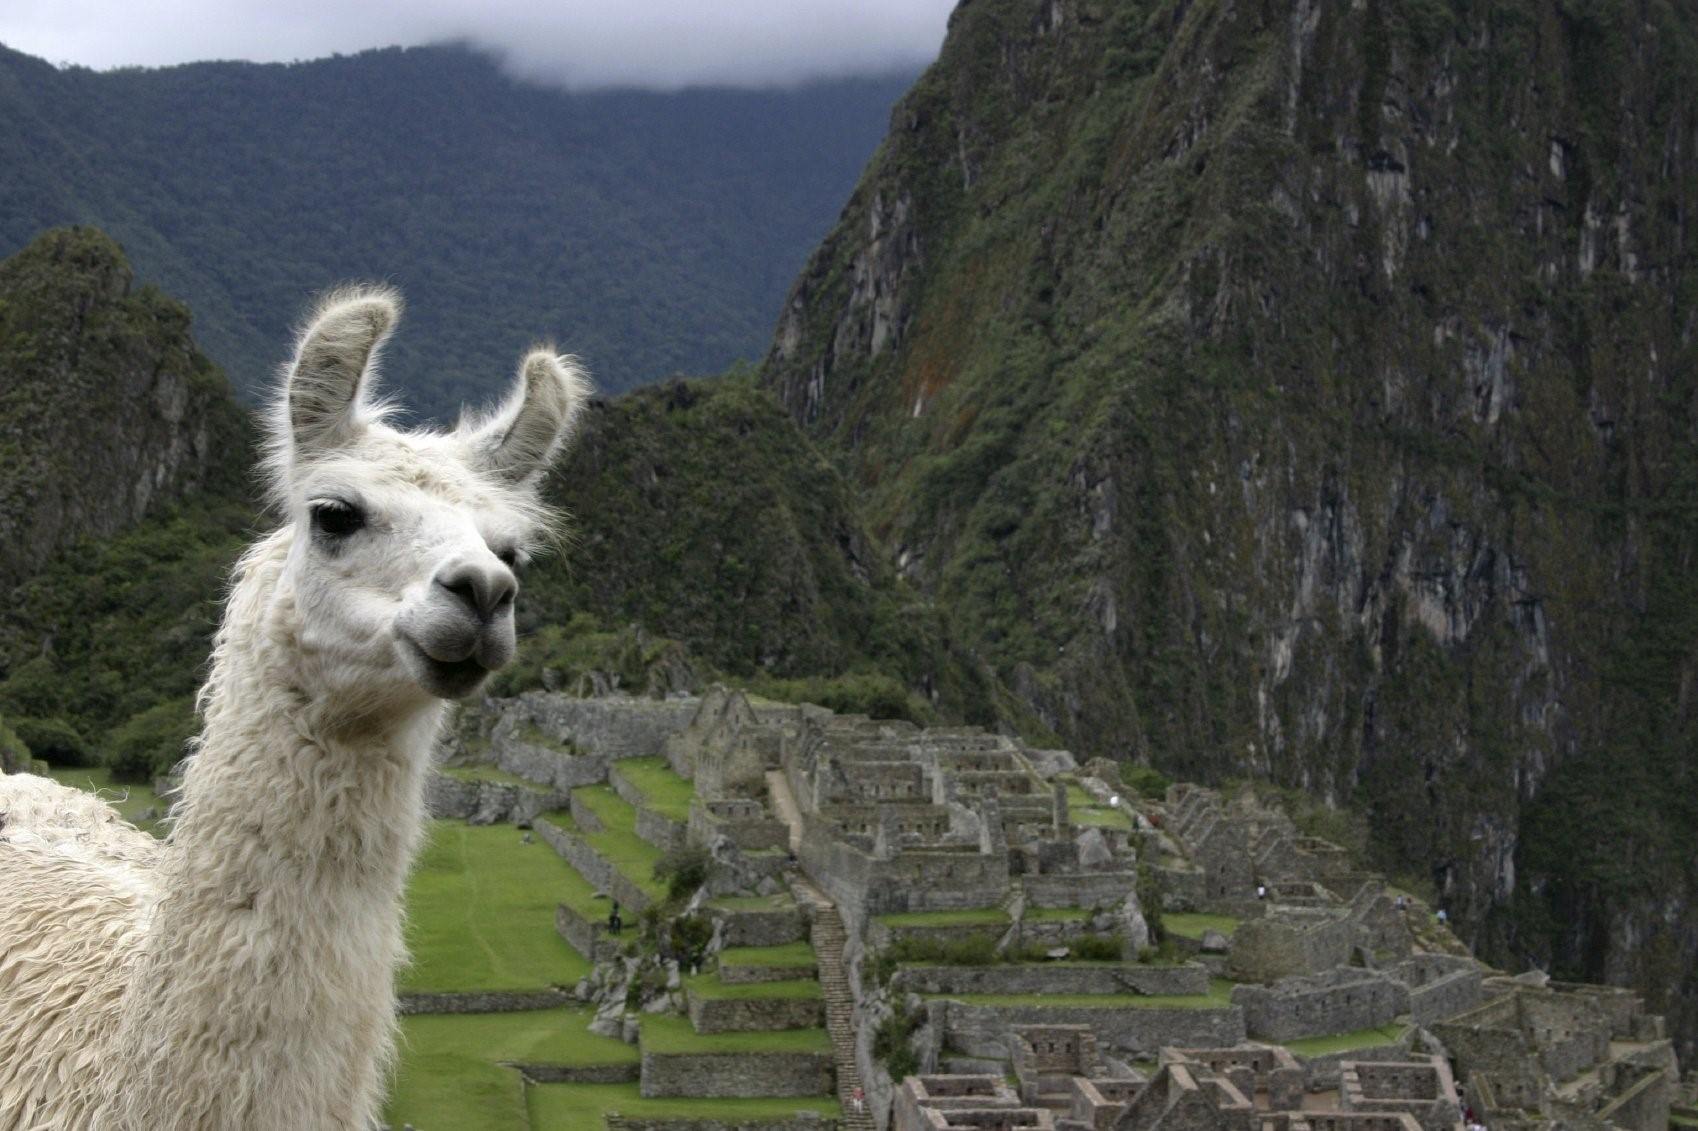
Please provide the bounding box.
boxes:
[637,1013,831,1055]
[705,894,796,913]
[400,821,594,993]
[683,974,821,1002]
[1281,1025,1410,1057]
[718,943,818,969]
[440,763,544,788]
[385,1009,636,1130]
[873,1001,925,1080]
[612,757,696,821]
[41,764,167,835]
[0,43,911,414]
[1066,783,1132,829]
[921,979,1234,1010]
[1162,913,1241,942]
[875,907,1009,929]
[526,1083,840,1129]
[567,787,668,902]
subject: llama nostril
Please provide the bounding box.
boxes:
[435,563,516,620]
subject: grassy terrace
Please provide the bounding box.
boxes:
[922,979,1236,1010]
[1282,1024,1410,1057]
[876,907,1009,929]
[1163,913,1241,941]
[1066,782,1133,829]
[556,785,668,902]
[441,762,545,788]
[387,1008,636,1130]
[684,973,822,1001]
[706,893,796,912]
[611,756,695,821]
[528,1083,841,1128]
[640,1013,831,1055]
[718,942,817,969]
[43,764,167,835]
[401,821,593,992]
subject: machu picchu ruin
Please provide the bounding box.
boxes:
[398,685,1687,1131]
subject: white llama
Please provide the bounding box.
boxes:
[0,287,589,1129]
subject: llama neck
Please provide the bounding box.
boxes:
[115,530,444,1129]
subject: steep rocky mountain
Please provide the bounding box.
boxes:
[762,0,1698,1056]
[0,227,249,592]
[0,42,912,416]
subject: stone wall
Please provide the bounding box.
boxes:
[893,963,1209,998]
[638,1049,834,1098]
[1227,912,1354,983]
[938,1000,1246,1059]
[536,815,653,912]
[691,801,791,853]
[1023,872,1139,910]
[508,691,699,759]
[423,770,566,824]
[1408,970,1483,1026]
[557,900,628,963]
[608,1118,840,1131]
[518,1062,641,1085]
[686,992,825,1034]
[1232,972,1410,1042]
[636,806,687,853]
[397,988,575,1014]
[708,904,807,948]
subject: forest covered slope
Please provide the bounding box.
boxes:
[0,42,910,415]
[761,0,1698,1056]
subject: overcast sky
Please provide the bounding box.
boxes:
[0,1,956,89]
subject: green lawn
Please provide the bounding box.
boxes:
[639,1013,832,1055]
[1163,913,1241,940]
[569,786,669,901]
[386,1009,635,1130]
[876,907,1009,928]
[527,1083,840,1129]
[1023,906,1096,923]
[1282,1024,1409,1057]
[922,979,1235,1010]
[718,942,817,968]
[685,973,822,1001]
[441,763,545,788]
[401,821,594,992]
[42,764,167,835]
[1066,782,1133,829]
[611,757,696,821]
[706,893,797,912]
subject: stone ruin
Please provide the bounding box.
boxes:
[428,684,1681,1131]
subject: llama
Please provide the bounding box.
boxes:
[0,287,589,1129]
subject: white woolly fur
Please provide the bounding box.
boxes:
[0,287,589,1129]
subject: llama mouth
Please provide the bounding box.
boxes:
[402,639,492,699]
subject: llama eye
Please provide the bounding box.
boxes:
[494,547,524,571]
[310,501,366,539]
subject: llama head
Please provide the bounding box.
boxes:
[266,286,588,709]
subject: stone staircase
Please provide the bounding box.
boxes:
[789,875,876,1131]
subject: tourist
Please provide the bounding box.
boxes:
[1437,908,1449,926]
[609,901,623,935]
[851,1086,865,1114]
[1256,883,1267,901]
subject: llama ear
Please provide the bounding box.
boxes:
[281,287,399,459]
[467,350,591,485]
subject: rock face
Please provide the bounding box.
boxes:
[0,228,247,591]
[761,0,1698,1057]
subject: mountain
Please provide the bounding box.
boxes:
[0,42,912,417]
[0,227,249,593]
[761,0,1698,1056]
[0,230,1007,786]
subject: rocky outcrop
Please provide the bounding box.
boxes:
[0,228,247,591]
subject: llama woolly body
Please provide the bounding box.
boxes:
[0,287,587,1129]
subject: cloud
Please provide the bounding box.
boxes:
[0,0,955,89]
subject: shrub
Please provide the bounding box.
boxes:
[106,697,197,782]
[10,716,95,767]
[1122,766,1172,799]
[1137,861,1166,942]
[0,715,31,773]
[1069,933,1123,961]
[872,1004,924,1081]
[653,844,712,902]
[886,934,999,966]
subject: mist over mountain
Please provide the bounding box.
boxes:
[0,41,913,417]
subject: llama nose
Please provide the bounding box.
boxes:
[434,560,517,621]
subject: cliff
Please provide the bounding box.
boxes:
[0,227,248,592]
[761,0,1698,1056]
